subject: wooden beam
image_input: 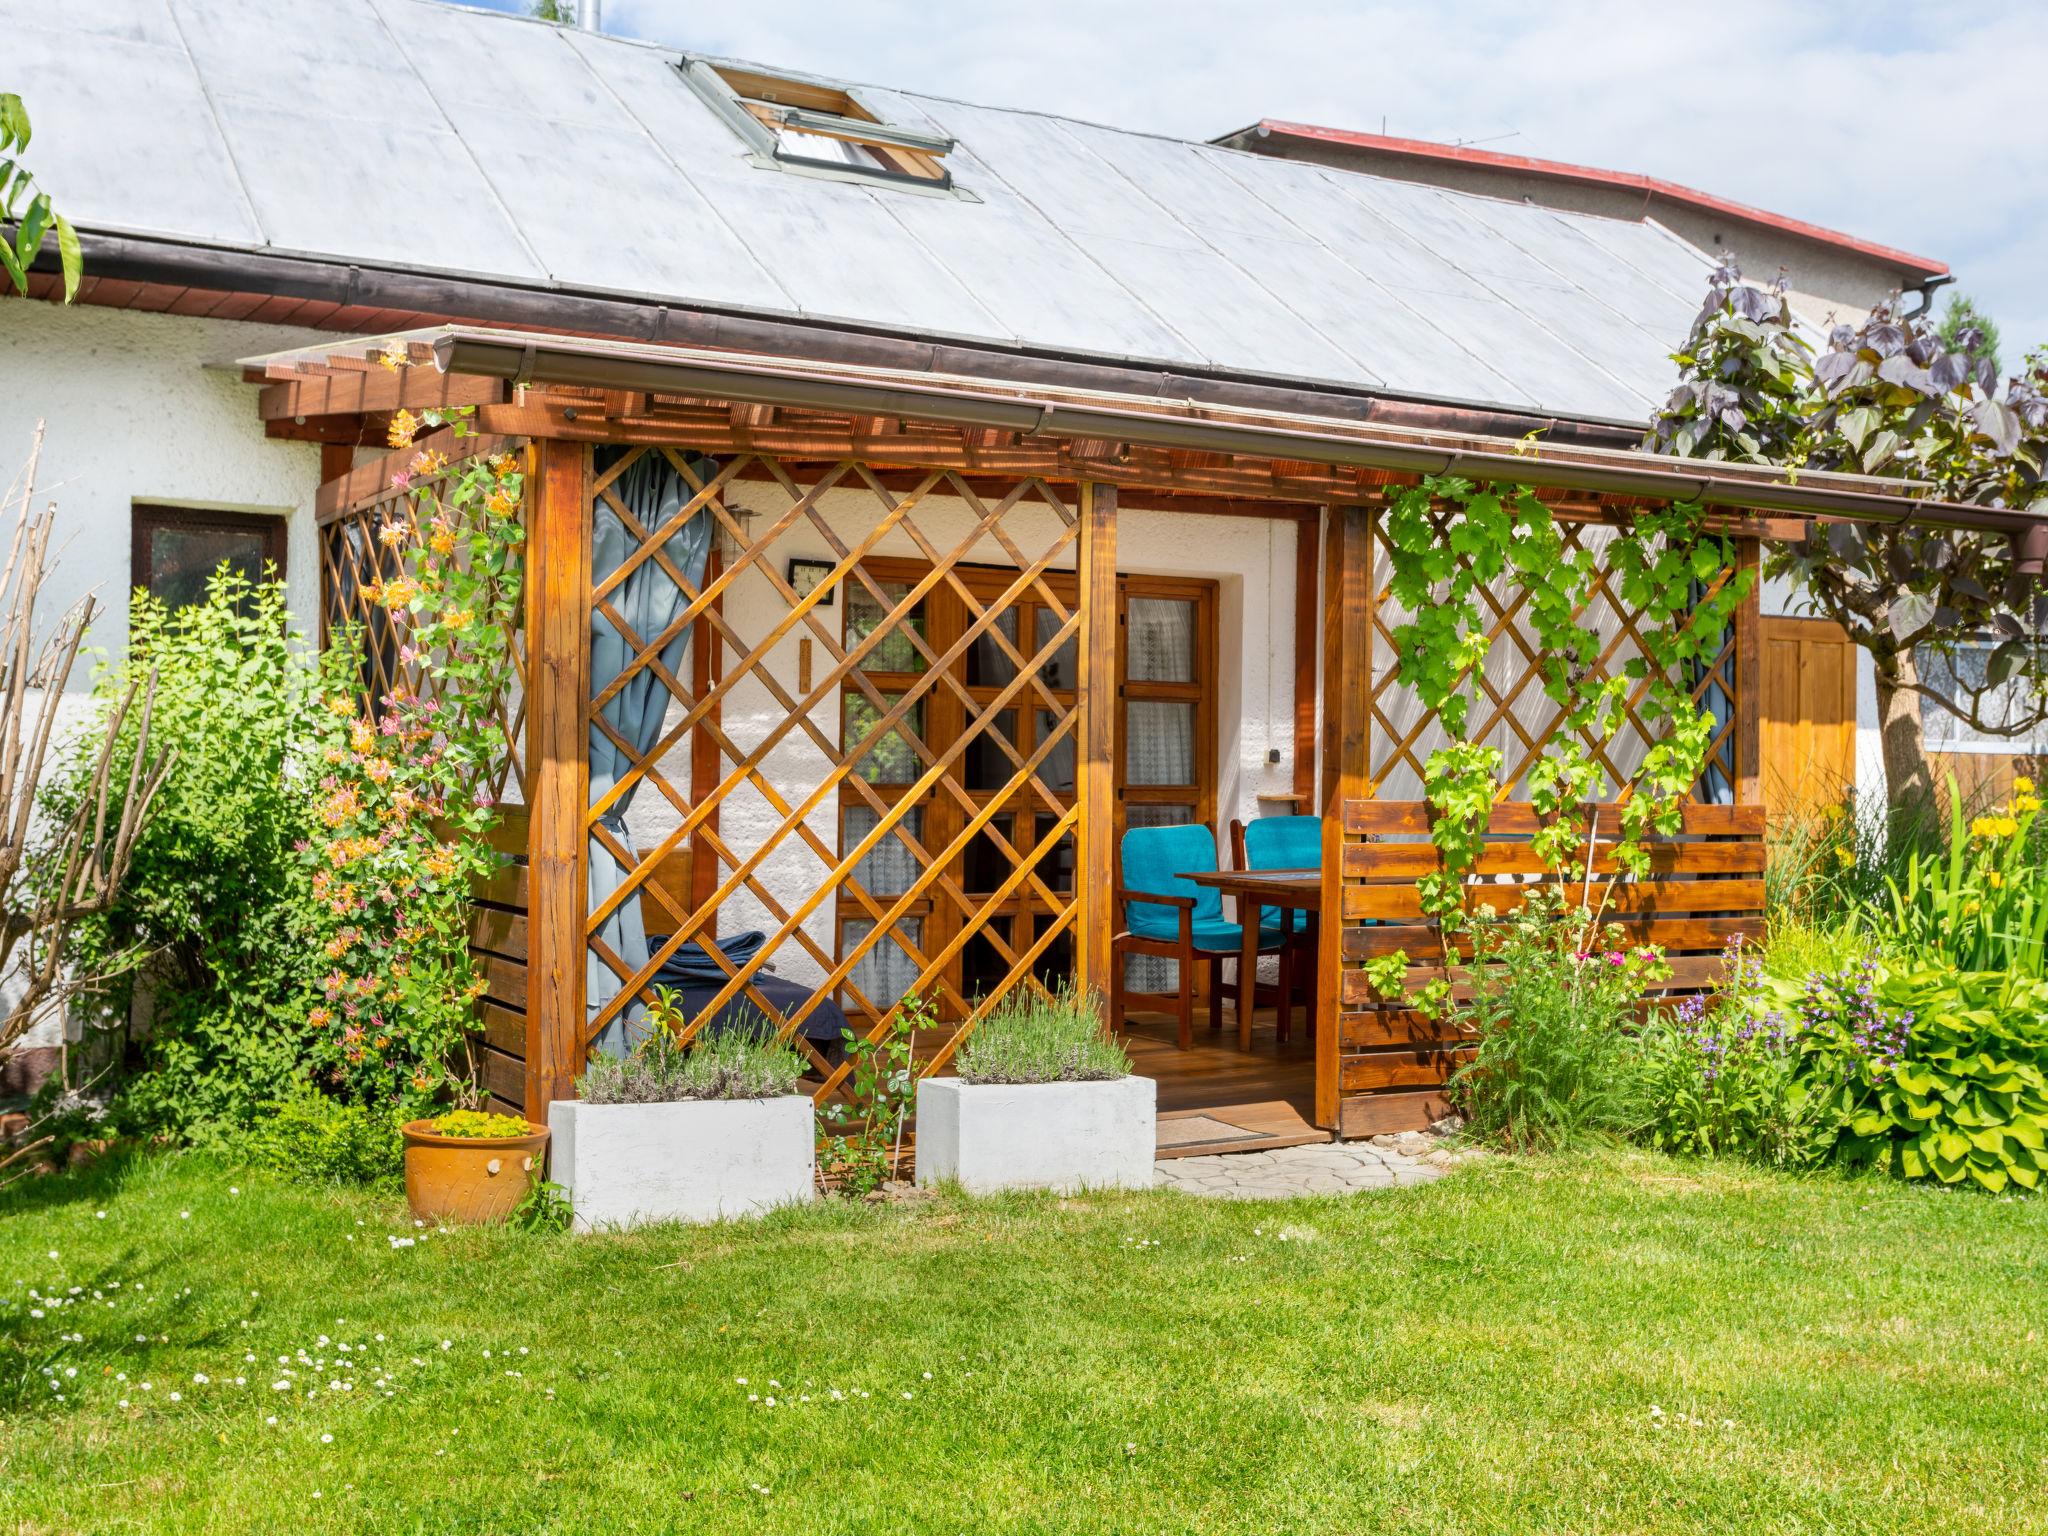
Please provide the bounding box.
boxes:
[260,368,504,422]
[1734,536,1763,806]
[1293,509,1319,806]
[1076,481,1119,1007]
[315,432,518,523]
[524,438,592,1124]
[1317,504,1372,1133]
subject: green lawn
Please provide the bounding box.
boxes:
[2,1152,2043,1535]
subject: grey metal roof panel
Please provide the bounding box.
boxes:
[4,7,260,247]
[4,0,1733,423]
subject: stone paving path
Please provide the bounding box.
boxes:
[1154,1131,1468,1200]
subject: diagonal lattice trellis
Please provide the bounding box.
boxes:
[584,444,1082,1099]
[1364,509,1741,802]
[316,443,529,801]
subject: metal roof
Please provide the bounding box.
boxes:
[1221,120,1951,282]
[6,0,1723,425]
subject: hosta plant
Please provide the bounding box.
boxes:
[1786,961,2048,1192]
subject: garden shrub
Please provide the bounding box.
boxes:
[235,1088,403,1189]
[1448,894,1662,1152]
[48,572,347,1141]
[956,980,1128,1085]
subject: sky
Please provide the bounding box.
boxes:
[475,0,2046,357]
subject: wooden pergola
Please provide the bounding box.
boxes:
[251,327,1868,1141]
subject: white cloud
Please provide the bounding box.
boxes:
[583,0,2045,355]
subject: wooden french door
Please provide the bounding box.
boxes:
[837,562,1217,1019]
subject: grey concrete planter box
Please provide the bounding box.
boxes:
[915,1076,1156,1194]
[549,1095,815,1229]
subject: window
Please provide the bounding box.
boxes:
[132,505,286,609]
[1919,640,2048,754]
[678,58,956,189]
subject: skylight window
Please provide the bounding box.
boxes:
[678,58,956,191]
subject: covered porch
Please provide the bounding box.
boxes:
[262,325,1805,1155]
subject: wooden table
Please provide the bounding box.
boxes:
[1185,868,1320,1050]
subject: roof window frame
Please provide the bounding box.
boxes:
[676,56,963,196]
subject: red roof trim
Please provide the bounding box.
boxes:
[1242,120,1949,280]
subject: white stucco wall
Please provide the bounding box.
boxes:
[616,489,1302,991]
[0,300,329,670]
[0,301,329,1057]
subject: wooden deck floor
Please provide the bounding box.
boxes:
[1120,1006,1326,1158]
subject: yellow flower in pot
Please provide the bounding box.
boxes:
[401,1110,549,1226]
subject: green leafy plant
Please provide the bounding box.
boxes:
[1785,961,2048,1192]
[508,1177,574,1233]
[425,1109,536,1139]
[1882,779,2048,979]
[1448,891,1667,1152]
[955,980,1127,1085]
[820,992,928,1195]
[1637,938,1827,1165]
[577,988,806,1103]
[0,93,80,299]
[234,1088,403,1189]
[46,570,349,1140]
[1370,473,1751,1016]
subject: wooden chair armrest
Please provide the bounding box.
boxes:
[1116,888,1196,910]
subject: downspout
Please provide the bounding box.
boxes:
[1900,273,1954,322]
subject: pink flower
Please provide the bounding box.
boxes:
[389,470,414,490]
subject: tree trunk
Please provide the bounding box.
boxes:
[1875,648,1936,813]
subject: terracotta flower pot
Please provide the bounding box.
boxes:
[401,1119,550,1225]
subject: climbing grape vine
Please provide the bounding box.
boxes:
[1364,476,1753,1013]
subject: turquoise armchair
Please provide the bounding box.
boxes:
[1112,823,1290,1049]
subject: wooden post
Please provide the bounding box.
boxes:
[1292,509,1320,806]
[1076,481,1119,1007]
[1733,536,1763,807]
[1317,504,1371,1132]
[524,438,592,1124]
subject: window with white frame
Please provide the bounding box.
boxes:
[1917,640,2048,754]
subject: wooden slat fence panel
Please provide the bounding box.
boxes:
[1334,798,1766,1138]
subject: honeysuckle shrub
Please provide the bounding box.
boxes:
[301,424,523,1113]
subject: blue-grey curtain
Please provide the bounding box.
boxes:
[588,448,714,1056]
[1687,577,1734,805]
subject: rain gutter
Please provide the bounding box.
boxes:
[433,332,2036,537]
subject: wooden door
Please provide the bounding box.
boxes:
[1760,616,1857,820]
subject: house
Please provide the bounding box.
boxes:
[1211,120,1951,329]
[0,0,1989,1144]
[1211,119,2030,814]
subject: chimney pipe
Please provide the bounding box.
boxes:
[574,0,603,31]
